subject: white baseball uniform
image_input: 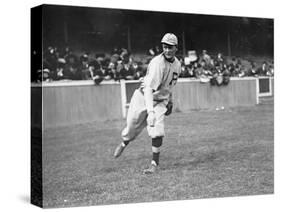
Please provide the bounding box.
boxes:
[122,53,181,141]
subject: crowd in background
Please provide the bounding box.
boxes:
[33,45,274,85]
[178,50,274,79]
[35,46,146,83]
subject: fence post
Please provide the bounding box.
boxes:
[120,80,127,118]
[256,78,259,104]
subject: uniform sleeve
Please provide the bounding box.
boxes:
[177,61,182,76]
[143,59,163,91]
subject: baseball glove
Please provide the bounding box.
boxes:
[165,101,173,116]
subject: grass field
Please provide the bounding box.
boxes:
[42,99,274,208]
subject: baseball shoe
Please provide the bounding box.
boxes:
[114,142,126,158]
[143,161,158,174]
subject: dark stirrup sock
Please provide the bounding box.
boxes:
[152,152,160,165]
[123,140,130,146]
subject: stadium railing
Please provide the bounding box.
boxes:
[31,77,273,127]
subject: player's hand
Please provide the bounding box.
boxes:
[147,111,156,127]
[165,101,173,116]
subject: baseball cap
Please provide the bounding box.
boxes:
[161,33,178,46]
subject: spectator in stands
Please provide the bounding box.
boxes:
[238,66,247,78]
[64,48,77,64]
[221,64,231,84]
[201,49,212,66]
[148,45,161,56]
[269,60,274,76]
[228,63,236,77]
[54,60,65,80]
[120,63,135,80]
[257,61,268,76]
[233,64,240,77]
[247,61,258,77]
[63,52,82,80]
[112,60,122,81]
[88,60,104,84]
[106,61,116,80]
[62,46,71,58]
[194,62,204,78]
[210,62,230,86]
[105,53,120,80]
[120,48,132,64]
[43,46,58,76]
[88,59,101,76]
[132,62,145,80]
[63,66,82,80]
[186,64,196,78]
[200,60,213,77]
[95,53,106,66]
[79,53,90,80]
[179,64,188,78]
[187,62,196,78]
[214,52,224,67]
[40,46,65,81]
[267,64,274,76]
[95,53,112,80]
[110,53,120,64]
[227,57,240,77]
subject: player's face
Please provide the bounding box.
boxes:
[162,43,177,59]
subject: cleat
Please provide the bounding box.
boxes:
[114,143,126,158]
[143,161,158,174]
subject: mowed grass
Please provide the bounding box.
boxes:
[42,101,274,208]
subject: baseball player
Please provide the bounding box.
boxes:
[114,33,181,174]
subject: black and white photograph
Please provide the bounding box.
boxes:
[1,0,281,212]
[29,3,275,209]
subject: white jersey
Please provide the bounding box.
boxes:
[143,53,181,102]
